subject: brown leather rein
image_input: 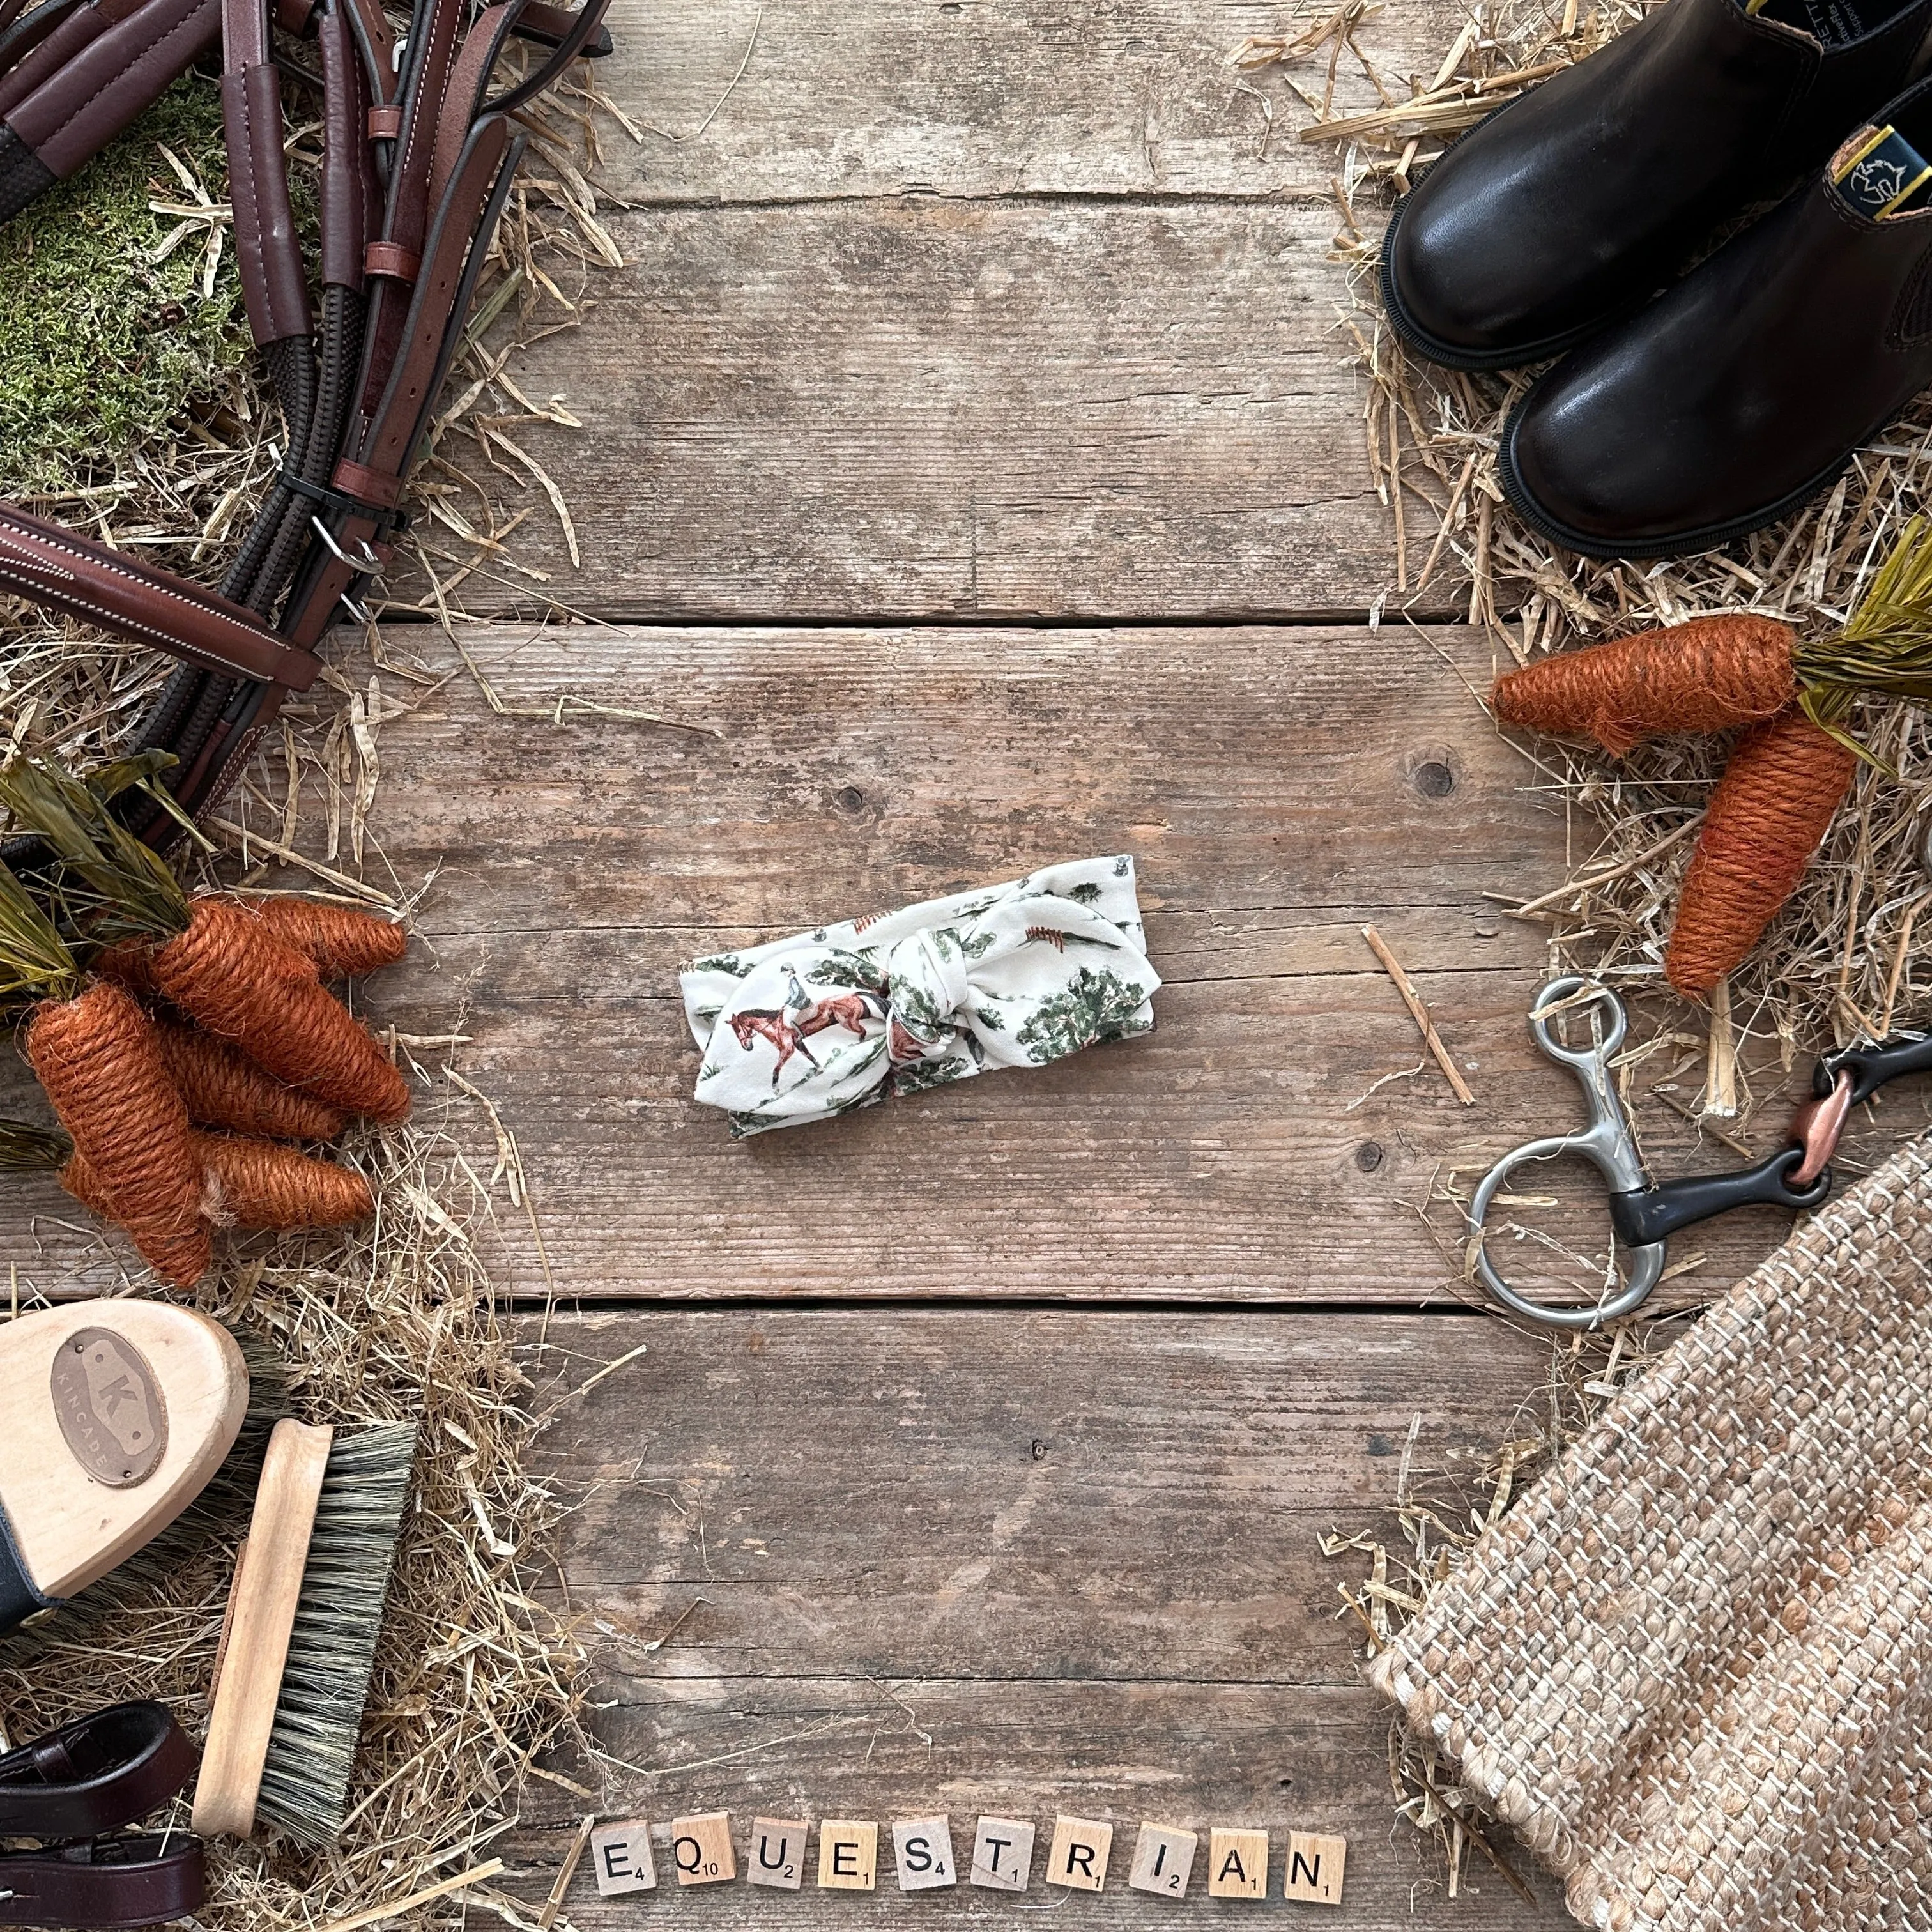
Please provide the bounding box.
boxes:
[0,0,612,839]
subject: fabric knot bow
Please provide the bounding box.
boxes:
[680,856,1162,1137]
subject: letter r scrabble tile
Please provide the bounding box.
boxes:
[1208,1827,1269,1899]
[969,1816,1035,1890]
[1283,1832,1347,1905]
[818,1819,878,1890]
[1045,1816,1113,1892]
[892,1816,957,1890]
[589,1821,656,1896]
[746,1817,808,1890]
[1128,1822,1198,1899]
[670,1812,735,1886]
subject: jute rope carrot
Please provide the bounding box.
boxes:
[246,897,408,979]
[150,1016,348,1140]
[63,1131,374,1230]
[27,981,210,1287]
[1491,521,1932,994]
[0,761,410,1122]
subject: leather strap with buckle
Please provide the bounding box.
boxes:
[0,1704,204,1928]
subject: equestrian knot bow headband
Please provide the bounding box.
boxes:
[680,857,1161,1137]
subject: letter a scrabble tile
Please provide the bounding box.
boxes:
[1283,1832,1347,1905]
[1128,1822,1198,1899]
[670,1812,735,1886]
[589,1821,656,1897]
[892,1816,958,1890]
[818,1819,878,1890]
[1208,1827,1269,1899]
[1046,1816,1113,1892]
[746,1818,808,1890]
[969,1816,1035,1891]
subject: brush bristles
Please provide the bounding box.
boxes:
[255,1422,417,1849]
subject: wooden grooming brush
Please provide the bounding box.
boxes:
[194,1417,417,1846]
[0,1299,249,1633]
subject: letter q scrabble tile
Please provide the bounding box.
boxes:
[669,1812,734,1886]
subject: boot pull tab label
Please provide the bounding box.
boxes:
[49,1328,168,1487]
[1834,124,1932,220]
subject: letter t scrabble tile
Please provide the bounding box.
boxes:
[1283,1832,1347,1905]
[969,1816,1035,1891]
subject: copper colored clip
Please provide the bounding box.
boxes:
[1788,1069,1855,1189]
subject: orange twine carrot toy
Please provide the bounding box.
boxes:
[1492,520,1932,995]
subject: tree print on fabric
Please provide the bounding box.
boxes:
[1015,967,1152,1064]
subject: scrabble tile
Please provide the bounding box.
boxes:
[1045,1816,1114,1892]
[589,1821,656,1896]
[817,1819,878,1890]
[669,1811,735,1887]
[1128,1822,1198,1899]
[892,1816,958,1890]
[746,1818,809,1890]
[1282,1832,1347,1905]
[969,1816,1035,1891]
[1207,1827,1269,1899]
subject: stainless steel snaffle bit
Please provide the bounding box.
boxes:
[1468,976,1841,1330]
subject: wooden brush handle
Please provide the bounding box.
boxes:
[192,1419,333,1839]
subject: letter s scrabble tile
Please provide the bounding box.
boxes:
[1283,1832,1347,1905]
[892,1816,957,1890]
[818,1819,878,1890]
[1045,1816,1113,1892]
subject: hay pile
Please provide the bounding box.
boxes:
[1244,0,1932,1899]
[0,52,625,1932]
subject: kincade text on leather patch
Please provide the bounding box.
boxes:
[1834,123,1932,219]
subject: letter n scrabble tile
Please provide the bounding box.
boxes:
[1283,1832,1347,1905]
[1128,1822,1198,1899]
[588,1821,656,1896]
[670,1812,735,1886]
[1207,1827,1269,1899]
[818,1819,878,1890]
[969,1816,1035,1891]
[892,1816,958,1890]
[746,1817,808,1890]
[1045,1816,1113,1892]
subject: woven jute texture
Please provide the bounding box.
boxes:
[1368,1134,1932,1932]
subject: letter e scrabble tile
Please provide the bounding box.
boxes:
[1046,1816,1114,1892]
[969,1816,1035,1891]
[589,1821,656,1896]
[1283,1832,1347,1905]
[892,1816,957,1890]
[818,1819,878,1890]
[746,1817,808,1890]
[1128,1823,1198,1899]
[670,1812,734,1886]
[1208,1827,1269,1899]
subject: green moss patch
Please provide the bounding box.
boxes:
[0,74,249,497]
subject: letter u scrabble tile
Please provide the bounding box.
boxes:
[1045,1816,1113,1892]
[746,1817,808,1890]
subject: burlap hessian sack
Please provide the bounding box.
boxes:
[1369,1135,1932,1932]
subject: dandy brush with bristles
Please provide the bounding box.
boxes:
[193,1416,417,1847]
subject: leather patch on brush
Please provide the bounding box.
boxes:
[1833,124,1932,219]
[49,1330,167,1487]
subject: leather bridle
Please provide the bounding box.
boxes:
[0,0,612,842]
